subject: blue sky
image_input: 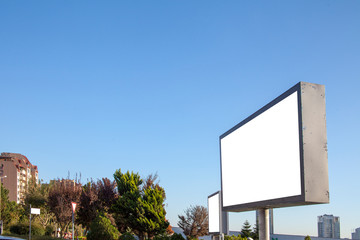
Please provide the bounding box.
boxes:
[1,0,360,238]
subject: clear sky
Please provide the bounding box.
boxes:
[1,0,359,238]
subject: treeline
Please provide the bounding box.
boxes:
[1,169,181,240]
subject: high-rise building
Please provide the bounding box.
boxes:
[318,214,340,238]
[0,152,39,203]
[352,228,360,240]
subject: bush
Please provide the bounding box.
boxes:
[225,235,247,240]
[154,234,170,240]
[45,225,55,236]
[10,222,45,236]
[171,233,185,240]
[119,232,136,240]
[87,213,119,240]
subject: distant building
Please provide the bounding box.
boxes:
[0,152,39,203]
[352,228,360,240]
[318,214,340,238]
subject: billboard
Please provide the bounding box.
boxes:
[220,82,329,212]
[208,191,221,234]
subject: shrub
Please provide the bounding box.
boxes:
[45,225,56,236]
[171,233,186,240]
[119,232,136,240]
[10,222,45,236]
[87,213,119,240]
[225,235,247,240]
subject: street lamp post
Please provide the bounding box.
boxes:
[0,175,7,235]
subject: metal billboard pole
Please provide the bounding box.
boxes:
[258,208,270,240]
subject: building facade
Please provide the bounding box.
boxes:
[0,152,39,203]
[318,214,341,238]
[352,228,360,240]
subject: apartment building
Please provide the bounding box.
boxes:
[318,214,341,239]
[0,152,39,203]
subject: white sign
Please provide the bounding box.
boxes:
[31,208,40,215]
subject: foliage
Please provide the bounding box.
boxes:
[305,236,311,240]
[1,184,24,226]
[76,181,99,231]
[251,221,259,240]
[112,169,169,240]
[4,233,67,240]
[171,233,186,240]
[87,212,120,240]
[119,232,137,240]
[224,235,248,240]
[45,224,56,236]
[166,223,174,235]
[77,178,117,231]
[47,178,82,238]
[178,205,208,240]
[241,220,252,238]
[10,222,45,236]
[24,179,55,229]
[153,233,186,240]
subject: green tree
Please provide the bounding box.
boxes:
[87,212,120,240]
[112,169,169,240]
[251,220,259,240]
[23,179,54,229]
[1,183,24,227]
[241,220,252,238]
[178,205,208,240]
[305,236,311,240]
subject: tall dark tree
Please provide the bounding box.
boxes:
[76,181,99,231]
[97,178,117,212]
[48,179,82,238]
[178,205,208,240]
[241,220,252,238]
[251,220,259,240]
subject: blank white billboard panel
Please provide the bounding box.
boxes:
[208,192,220,234]
[221,92,301,207]
[220,82,329,212]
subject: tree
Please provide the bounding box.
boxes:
[1,183,24,227]
[251,220,259,240]
[178,205,208,240]
[23,179,54,229]
[112,169,169,240]
[77,177,118,232]
[87,212,120,240]
[47,179,82,238]
[241,220,252,238]
[76,181,99,231]
[305,236,311,240]
[97,178,117,212]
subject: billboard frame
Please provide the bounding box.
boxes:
[219,82,329,212]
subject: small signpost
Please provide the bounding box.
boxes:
[71,202,77,240]
[29,205,40,240]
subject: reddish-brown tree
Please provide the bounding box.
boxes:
[48,179,82,238]
[178,205,208,240]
